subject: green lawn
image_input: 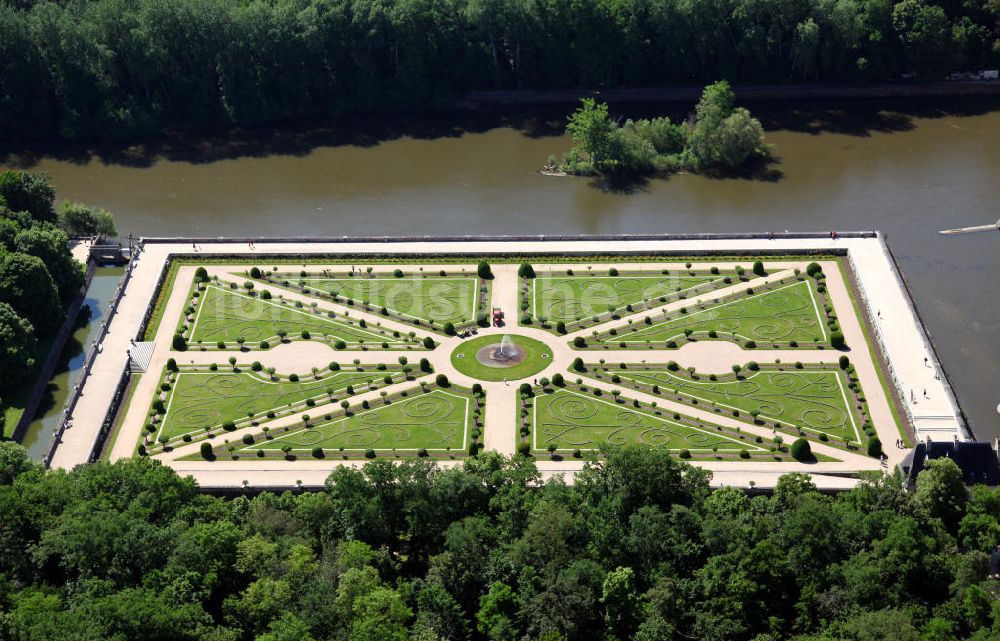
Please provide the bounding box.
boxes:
[603,367,862,442]
[242,388,471,453]
[598,279,827,346]
[185,284,406,347]
[152,366,408,442]
[283,274,481,326]
[531,272,723,322]
[450,335,553,382]
[531,388,768,453]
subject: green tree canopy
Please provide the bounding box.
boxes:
[0,251,64,335]
[0,171,56,223]
[14,225,85,301]
[0,301,36,391]
[59,201,117,238]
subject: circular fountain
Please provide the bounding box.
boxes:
[450,334,552,381]
[482,335,524,366]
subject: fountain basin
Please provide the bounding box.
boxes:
[450,334,553,382]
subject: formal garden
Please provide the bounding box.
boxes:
[120,254,895,470]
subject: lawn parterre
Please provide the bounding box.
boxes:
[585,365,867,444]
[233,386,481,457]
[250,269,491,333]
[528,270,727,323]
[523,386,796,459]
[587,276,838,350]
[146,364,417,446]
[180,281,418,349]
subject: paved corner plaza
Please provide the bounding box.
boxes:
[47,234,970,491]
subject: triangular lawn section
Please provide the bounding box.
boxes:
[599,279,827,345]
[607,367,861,443]
[242,389,471,452]
[188,284,402,346]
[268,273,480,326]
[532,388,767,453]
[532,272,723,323]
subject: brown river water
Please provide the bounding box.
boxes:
[3,98,1000,442]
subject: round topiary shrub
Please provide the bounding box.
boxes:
[365,448,376,459]
[866,436,882,458]
[222,421,236,432]
[573,336,586,348]
[200,443,215,460]
[242,433,254,445]
[752,260,766,276]
[839,355,850,369]
[172,333,187,351]
[518,263,535,278]
[194,267,209,282]
[312,447,324,459]
[435,374,450,387]
[443,322,456,336]
[289,373,299,382]
[790,437,812,461]
[166,358,178,372]
[250,266,261,278]
[831,331,846,350]
[679,449,691,459]
[806,262,822,277]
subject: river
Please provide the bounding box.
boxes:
[4,98,999,442]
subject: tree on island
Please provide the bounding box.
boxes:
[555,81,766,178]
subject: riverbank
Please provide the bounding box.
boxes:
[461,80,1000,107]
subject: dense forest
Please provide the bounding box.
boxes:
[0,171,115,435]
[1,0,999,141]
[0,442,998,641]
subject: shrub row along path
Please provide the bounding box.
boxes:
[55,239,952,491]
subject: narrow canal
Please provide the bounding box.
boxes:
[19,268,123,459]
